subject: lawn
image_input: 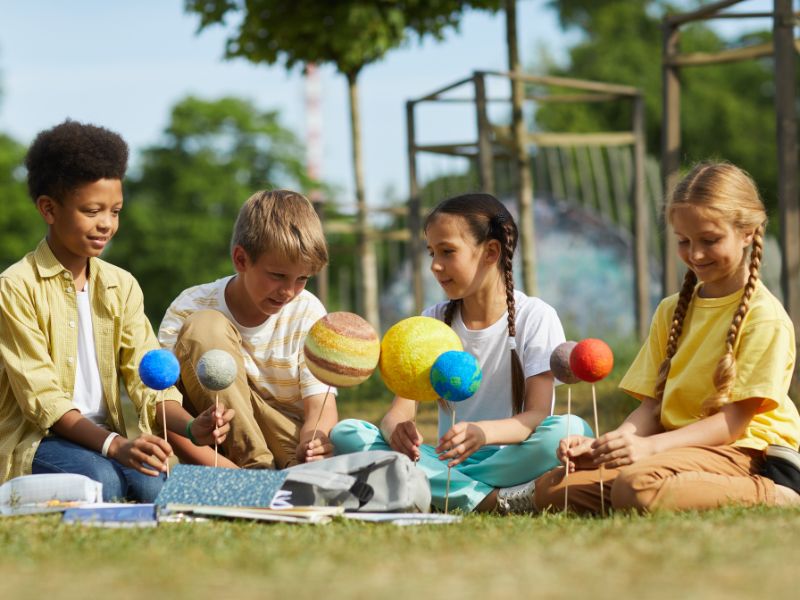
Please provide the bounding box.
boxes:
[1,507,798,599]
[3,365,798,600]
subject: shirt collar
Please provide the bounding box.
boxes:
[32,238,110,289]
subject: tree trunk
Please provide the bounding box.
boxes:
[505,0,537,295]
[346,69,380,330]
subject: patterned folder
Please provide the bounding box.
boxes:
[154,464,288,507]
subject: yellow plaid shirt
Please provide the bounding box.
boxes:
[0,239,181,483]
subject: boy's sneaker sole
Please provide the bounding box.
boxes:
[761,444,800,495]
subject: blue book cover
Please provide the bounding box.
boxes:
[62,504,157,527]
[154,465,288,508]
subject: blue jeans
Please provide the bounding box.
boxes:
[32,435,166,503]
[331,414,594,512]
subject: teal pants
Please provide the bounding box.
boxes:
[331,415,593,512]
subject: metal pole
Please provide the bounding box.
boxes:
[406,101,424,316]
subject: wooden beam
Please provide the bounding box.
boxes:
[667,39,800,67]
[661,22,681,297]
[774,0,800,381]
[477,69,640,96]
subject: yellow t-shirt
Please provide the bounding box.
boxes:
[619,280,800,451]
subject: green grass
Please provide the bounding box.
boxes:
[1,507,799,599]
[24,358,798,600]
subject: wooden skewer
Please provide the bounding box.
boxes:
[214,392,219,468]
[161,391,169,477]
[591,384,605,517]
[309,385,332,453]
[564,386,571,513]
[444,401,456,515]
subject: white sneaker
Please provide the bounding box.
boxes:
[496,480,537,514]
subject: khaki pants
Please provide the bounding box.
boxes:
[173,310,303,469]
[534,445,776,514]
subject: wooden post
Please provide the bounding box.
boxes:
[632,94,650,340]
[406,101,424,316]
[506,0,537,295]
[774,0,800,377]
[661,21,682,296]
[474,72,495,194]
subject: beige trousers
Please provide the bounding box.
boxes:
[534,445,776,514]
[173,310,303,469]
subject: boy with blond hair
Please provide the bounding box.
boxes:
[159,189,337,469]
[0,120,232,502]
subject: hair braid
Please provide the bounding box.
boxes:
[443,299,461,327]
[652,269,697,418]
[499,222,525,415]
[703,224,764,414]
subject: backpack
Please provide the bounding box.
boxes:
[281,450,431,513]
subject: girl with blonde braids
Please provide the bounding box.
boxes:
[535,161,800,514]
[332,193,591,513]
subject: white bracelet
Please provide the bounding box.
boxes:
[101,432,120,457]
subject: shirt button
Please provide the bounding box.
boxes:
[69,321,75,328]
[66,286,73,293]
[62,272,70,279]
[67,357,74,364]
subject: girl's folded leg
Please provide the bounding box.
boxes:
[460,414,594,489]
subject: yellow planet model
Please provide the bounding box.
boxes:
[379,316,463,401]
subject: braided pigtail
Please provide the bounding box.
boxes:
[497,220,525,415]
[443,299,461,327]
[702,224,764,414]
[652,269,697,419]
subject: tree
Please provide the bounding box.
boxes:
[537,0,779,216]
[0,133,44,270]
[184,0,500,329]
[109,96,313,322]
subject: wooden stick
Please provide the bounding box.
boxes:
[592,384,605,517]
[564,386,571,512]
[444,401,456,514]
[214,392,219,468]
[161,391,169,477]
[309,385,332,451]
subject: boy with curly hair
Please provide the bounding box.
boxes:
[0,120,233,502]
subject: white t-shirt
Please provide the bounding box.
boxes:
[158,276,333,408]
[423,290,565,441]
[73,285,108,425]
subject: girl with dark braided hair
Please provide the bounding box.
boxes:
[535,161,800,514]
[332,193,591,513]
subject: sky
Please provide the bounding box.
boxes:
[0,1,772,207]
[0,0,579,206]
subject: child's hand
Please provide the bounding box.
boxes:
[389,421,423,461]
[108,434,172,476]
[435,422,486,467]
[591,430,655,468]
[558,435,594,472]
[299,432,334,463]
[191,404,235,446]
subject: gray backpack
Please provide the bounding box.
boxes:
[282,450,431,513]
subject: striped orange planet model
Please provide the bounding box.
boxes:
[303,312,381,387]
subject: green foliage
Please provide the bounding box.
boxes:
[108,96,314,323]
[186,0,501,76]
[538,1,780,218]
[0,133,44,270]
